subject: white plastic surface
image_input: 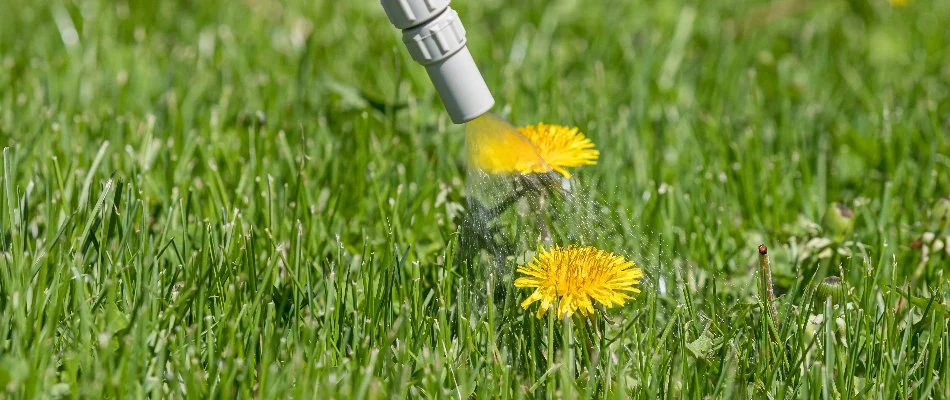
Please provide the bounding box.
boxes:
[381,0,494,124]
[427,47,494,123]
[381,0,449,29]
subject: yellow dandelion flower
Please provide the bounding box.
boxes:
[514,245,643,319]
[888,0,908,7]
[518,123,599,178]
[466,114,546,176]
[466,115,599,178]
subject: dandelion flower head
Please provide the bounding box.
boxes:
[467,116,598,178]
[514,245,643,319]
[518,123,599,178]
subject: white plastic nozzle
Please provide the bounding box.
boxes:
[381,0,495,124]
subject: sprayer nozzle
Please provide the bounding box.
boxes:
[381,0,494,123]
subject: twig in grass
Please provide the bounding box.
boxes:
[758,244,780,343]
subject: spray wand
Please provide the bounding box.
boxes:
[379,0,546,177]
[381,0,558,247]
[379,0,494,124]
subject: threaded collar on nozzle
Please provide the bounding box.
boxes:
[381,0,450,29]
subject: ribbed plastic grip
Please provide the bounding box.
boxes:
[402,8,466,65]
[381,0,450,29]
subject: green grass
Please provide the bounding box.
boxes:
[1,0,949,398]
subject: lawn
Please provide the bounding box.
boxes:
[1,0,948,398]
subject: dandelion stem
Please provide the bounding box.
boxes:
[561,315,576,399]
[487,188,527,217]
[536,193,552,244]
[486,274,500,368]
[547,308,555,400]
